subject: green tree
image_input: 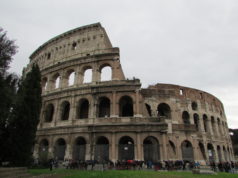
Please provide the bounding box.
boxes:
[10,64,42,166]
[0,28,18,164]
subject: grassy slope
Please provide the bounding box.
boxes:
[28,169,237,178]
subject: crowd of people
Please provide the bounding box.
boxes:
[46,159,238,173]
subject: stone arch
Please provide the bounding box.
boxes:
[39,139,49,154]
[83,66,93,83]
[182,111,190,124]
[157,103,171,119]
[119,96,134,117]
[94,136,109,163]
[52,73,60,89]
[118,136,134,160]
[203,114,208,132]
[191,101,198,111]
[100,64,112,81]
[145,103,152,117]
[73,137,86,161]
[207,143,215,162]
[143,136,160,162]
[217,118,221,135]
[77,98,89,119]
[42,77,48,91]
[66,69,75,86]
[60,101,70,120]
[168,140,176,160]
[181,140,194,161]
[193,113,199,131]
[54,138,66,160]
[98,97,110,118]
[44,103,54,122]
[198,142,206,160]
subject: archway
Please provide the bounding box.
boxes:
[143,136,160,162]
[118,136,134,160]
[207,143,215,162]
[181,140,194,161]
[44,104,54,122]
[61,101,70,120]
[100,66,112,81]
[217,145,222,162]
[193,114,199,131]
[94,136,109,163]
[73,137,86,161]
[77,99,89,119]
[157,103,171,119]
[119,96,133,117]
[54,138,66,160]
[145,103,152,117]
[182,111,190,124]
[39,139,49,154]
[98,97,110,117]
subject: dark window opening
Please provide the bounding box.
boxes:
[78,99,89,119]
[157,103,171,119]
[47,53,51,59]
[192,102,198,110]
[193,114,199,131]
[203,114,208,132]
[95,137,109,163]
[182,111,190,124]
[143,136,160,162]
[98,97,110,117]
[72,42,77,50]
[73,137,86,161]
[39,139,49,153]
[181,140,194,161]
[61,101,70,120]
[119,96,133,117]
[44,104,54,122]
[54,138,66,160]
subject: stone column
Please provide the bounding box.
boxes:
[85,143,91,160]
[69,97,76,124]
[33,143,39,159]
[54,100,60,126]
[92,65,100,83]
[208,119,214,135]
[134,89,142,117]
[162,134,168,160]
[111,132,116,162]
[111,91,118,117]
[176,137,182,160]
[136,133,142,160]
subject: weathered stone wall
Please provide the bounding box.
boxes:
[25,23,234,164]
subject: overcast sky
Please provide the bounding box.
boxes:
[1,0,238,128]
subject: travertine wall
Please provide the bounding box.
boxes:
[25,23,234,164]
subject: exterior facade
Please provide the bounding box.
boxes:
[25,23,234,164]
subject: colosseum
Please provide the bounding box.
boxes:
[26,23,234,164]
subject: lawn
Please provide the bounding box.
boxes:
[28,169,238,178]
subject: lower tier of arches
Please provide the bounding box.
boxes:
[34,132,234,164]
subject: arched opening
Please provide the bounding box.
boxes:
[94,136,109,163]
[203,114,208,132]
[168,140,176,160]
[98,97,110,118]
[182,111,190,124]
[61,101,70,120]
[100,65,112,81]
[181,140,194,161]
[42,77,48,91]
[83,68,92,83]
[157,103,171,119]
[207,143,215,162]
[145,103,152,117]
[193,114,199,131]
[54,138,66,161]
[39,139,49,154]
[217,146,222,162]
[44,104,54,122]
[53,74,60,89]
[217,118,221,136]
[143,136,160,162]
[119,96,133,117]
[118,136,134,161]
[199,142,206,160]
[77,99,89,119]
[73,137,86,161]
[191,101,198,110]
[68,71,75,86]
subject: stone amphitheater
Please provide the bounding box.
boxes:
[25,23,234,164]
